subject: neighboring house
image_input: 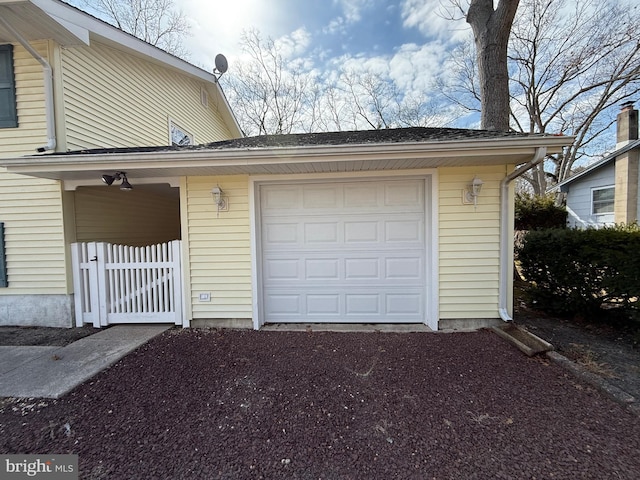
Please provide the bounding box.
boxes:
[557,103,640,228]
[1,127,571,331]
[0,0,242,326]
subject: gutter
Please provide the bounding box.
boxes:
[0,17,56,152]
[498,146,547,321]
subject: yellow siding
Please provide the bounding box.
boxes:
[0,41,48,157]
[184,175,252,320]
[74,185,180,245]
[438,165,506,319]
[60,41,235,150]
[0,170,68,294]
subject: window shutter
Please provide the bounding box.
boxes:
[0,44,18,128]
[0,223,7,288]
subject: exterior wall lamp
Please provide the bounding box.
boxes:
[101,171,133,191]
[211,185,229,216]
[463,176,483,207]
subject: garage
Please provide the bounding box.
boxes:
[257,177,431,324]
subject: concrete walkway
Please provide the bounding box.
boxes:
[0,324,171,399]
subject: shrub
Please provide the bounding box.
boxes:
[515,193,567,230]
[516,225,640,321]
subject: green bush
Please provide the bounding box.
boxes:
[516,226,640,321]
[515,193,567,230]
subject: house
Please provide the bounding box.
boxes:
[0,0,242,326]
[557,103,640,228]
[1,127,572,331]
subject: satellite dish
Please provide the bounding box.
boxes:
[214,54,228,76]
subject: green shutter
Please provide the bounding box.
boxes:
[0,223,7,288]
[0,44,18,128]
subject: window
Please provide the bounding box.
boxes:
[592,186,614,215]
[169,120,193,146]
[0,44,18,128]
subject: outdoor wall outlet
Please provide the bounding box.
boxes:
[199,292,211,302]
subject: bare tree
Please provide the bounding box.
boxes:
[446,0,640,193]
[224,29,447,135]
[509,0,640,193]
[466,0,520,131]
[221,29,317,136]
[78,0,191,57]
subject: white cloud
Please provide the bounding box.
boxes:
[334,0,374,23]
[389,42,449,94]
[400,0,471,44]
[181,0,280,71]
[275,28,312,58]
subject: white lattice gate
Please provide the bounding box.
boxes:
[71,241,184,327]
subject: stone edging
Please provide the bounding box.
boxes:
[546,350,639,417]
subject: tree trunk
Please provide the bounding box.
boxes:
[467,0,520,131]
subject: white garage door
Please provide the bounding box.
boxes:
[259,178,428,323]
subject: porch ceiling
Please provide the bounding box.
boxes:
[0,1,89,46]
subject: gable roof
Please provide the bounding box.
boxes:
[0,0,242,136]
[557,139,640,190]
[0,127,573,188]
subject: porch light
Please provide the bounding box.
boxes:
[211,185,228,216]
[102,172,133,191]
[463,176,483,207]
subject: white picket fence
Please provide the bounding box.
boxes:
[71,241,183,327]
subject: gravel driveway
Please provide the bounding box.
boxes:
[1,328,639,479]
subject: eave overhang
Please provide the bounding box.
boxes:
[0,135,572,189]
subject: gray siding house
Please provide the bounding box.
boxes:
[558,103,640,228]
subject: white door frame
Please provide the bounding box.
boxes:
[249,170,439,330]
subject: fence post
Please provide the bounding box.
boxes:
[171,240,185,326]
[94,242,108,327]
[70,243,84,327]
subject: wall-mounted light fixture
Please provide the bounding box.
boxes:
[102,172,133,191]
[462,176,483,207]
[211,185,229,216]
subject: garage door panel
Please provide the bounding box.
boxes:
[303,185,340,208]
[345,258,379,279]
[260,179,429,323]
[263,187,301,210]
[305,258,340,280]
[385,182,422,206]
[264,222,299,245]
[385,220,423,243]
[304,222,339,244]
[344,221,379,243]
[344,184,379,207]
[264,288,424,322]
[265,258,299,280]
[386,257,422,279]
[307,294,340,315]
[265,253,424,285]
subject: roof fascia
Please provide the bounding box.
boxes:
[557,138,640,188]
[0,135,574,172]
[33,0,215,82]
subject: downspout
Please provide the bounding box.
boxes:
[498,146,547,321]
[0,17,56,152]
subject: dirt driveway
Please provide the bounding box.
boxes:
[1,328,639,479]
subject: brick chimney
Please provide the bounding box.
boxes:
[614,101,640,224]
[616,101,639,149]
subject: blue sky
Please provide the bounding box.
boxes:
[182,0,471,87]
[183,0,455,63]
[175,0,476,127]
